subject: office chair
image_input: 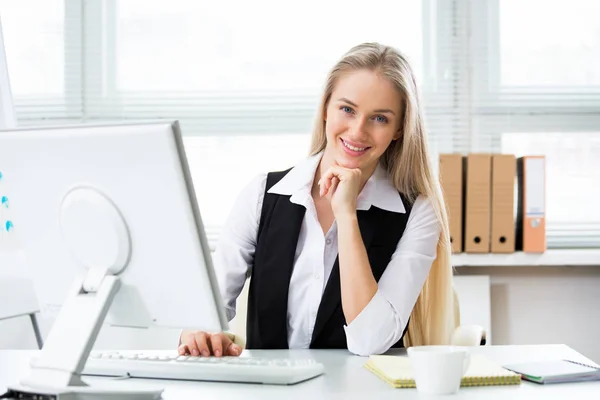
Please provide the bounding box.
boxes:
[451,290,487,346]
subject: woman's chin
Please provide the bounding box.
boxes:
[335,158,360,169]
[336,152,367,170]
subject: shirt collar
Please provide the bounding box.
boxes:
[268,153,406,214]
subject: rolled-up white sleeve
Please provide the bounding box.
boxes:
[213,173,266,322]
[343,195,440,356]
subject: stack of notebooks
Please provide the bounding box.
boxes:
[364,354,521,388]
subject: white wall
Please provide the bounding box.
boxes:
[454,265,600,363]
[2,265,600,364]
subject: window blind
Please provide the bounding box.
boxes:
[2,0,599,248]
[468,0,600,248]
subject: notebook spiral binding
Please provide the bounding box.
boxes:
[564,359,600,370]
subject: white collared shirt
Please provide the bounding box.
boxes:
[213,153,440,356]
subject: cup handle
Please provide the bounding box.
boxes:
[462,351,471,376]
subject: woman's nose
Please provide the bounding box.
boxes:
[348,118,369,139]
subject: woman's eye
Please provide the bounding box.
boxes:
[375,115,388,123]
[341,106,353,114]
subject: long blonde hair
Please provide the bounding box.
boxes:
[309,42,455,347]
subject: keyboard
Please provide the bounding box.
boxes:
[81,351,325,385]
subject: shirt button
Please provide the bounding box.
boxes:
[315,273,320,280]
[326,238,332,245]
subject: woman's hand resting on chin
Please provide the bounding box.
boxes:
[318,162,362,219]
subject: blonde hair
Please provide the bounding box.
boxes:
[309,42,455,347]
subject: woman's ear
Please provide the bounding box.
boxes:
[393,129,403,141]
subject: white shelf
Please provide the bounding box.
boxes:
[451,249,600,267]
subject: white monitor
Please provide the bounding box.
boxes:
[0,121,228,398]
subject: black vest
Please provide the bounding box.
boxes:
[245,168,412,349]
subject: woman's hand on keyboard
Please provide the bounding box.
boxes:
[178,330,242,357]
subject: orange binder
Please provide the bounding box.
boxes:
[491,155,516,253]
[463,154,492,253]
[439,154,464,253]
[516,156,546,253]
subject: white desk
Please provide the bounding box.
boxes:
[0,345,598,399]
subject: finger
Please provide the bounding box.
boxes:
[324,177,338,199]
[210,334,224,357]
[181,332,199,356]
[178,344,189,355]
[194,332,210,357]
[320,167,347,196]
[320,166,349,185]
[320,177,329,197]
[319,168,341,195]
[329,177,340,196]
[223,335,242,357]
[226,344,242,356]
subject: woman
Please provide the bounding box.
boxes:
[179,42,454,357]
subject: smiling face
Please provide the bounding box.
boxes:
[322,69,404,174]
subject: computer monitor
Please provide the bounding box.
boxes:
[0,121,228,398]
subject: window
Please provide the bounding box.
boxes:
[502,132,600,248]
[185,134,310,242]
[469,0,600,247]
[2,0,598,248]
[91,0,426,244]
[113,0,423,94]
[499,0,600,88]
[0,0,66,121]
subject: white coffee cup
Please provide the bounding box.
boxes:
[407,345,471,395]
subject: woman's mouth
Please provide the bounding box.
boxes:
[341,138,370,156]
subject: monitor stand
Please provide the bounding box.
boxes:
[3,187,164,399]
[5,274,163,400]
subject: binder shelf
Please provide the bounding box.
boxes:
[452,249,600,267]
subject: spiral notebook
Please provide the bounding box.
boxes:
[364,354,521,388]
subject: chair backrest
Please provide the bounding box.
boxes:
[451,288,487,346]
[230,278,251,340]
[453,289,461,328]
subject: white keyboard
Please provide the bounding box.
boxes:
[81,351,325,385]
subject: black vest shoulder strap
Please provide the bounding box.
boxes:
[257,168,293,241]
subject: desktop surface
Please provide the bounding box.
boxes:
[1,345,599,400]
